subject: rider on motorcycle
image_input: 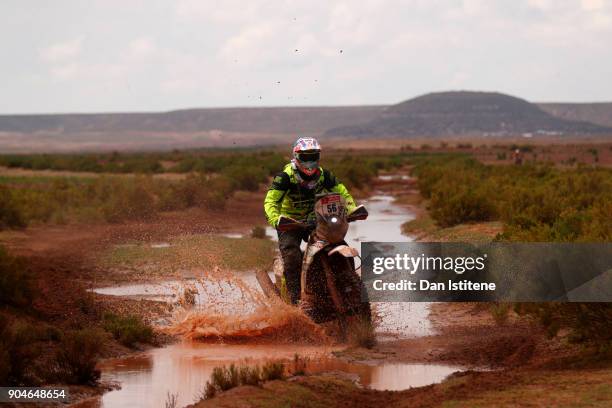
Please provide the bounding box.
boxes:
[264,137,357,304]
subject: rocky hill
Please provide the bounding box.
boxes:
[538,102,612,128]
[326,92,612,137]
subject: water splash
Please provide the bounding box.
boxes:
[165,267,329,344]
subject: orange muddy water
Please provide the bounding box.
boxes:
[92,192,460,407]
[97,343,462,407]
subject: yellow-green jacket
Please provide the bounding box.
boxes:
[264,163,356,227]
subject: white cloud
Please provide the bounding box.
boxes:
[3,0,612,113]
[127,37,157,60]
[581,0,605,11]
[50,63,78,80]
[40,38,83,62]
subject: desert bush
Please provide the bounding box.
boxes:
[207,175,234,210]
[0,316,10,385]
[0,319,42,385]
[413,155,612,343]
[100,177,157,222]
[157,174,206,211]
[251,225,267,239]
[261,361,284,381]
[102,313,153,347]
[515,303,612,346]
[203,361,285,399]
[430,183,496,227]
[329,156,378,189]
[291,354,309,376]
[222,165,268,191]
[56,328,105,385]
[456,143,472,149]
[0,186,26,229]
[490,303,511,325]
[348,316,376,349]
[0,319,65,385]
[0,150,410,226]
[0,246,33,308]
[412,156,612,241]
[208,364,240,393]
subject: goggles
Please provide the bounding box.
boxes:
[296,151,320,162]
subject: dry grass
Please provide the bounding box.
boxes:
[203,361,285,400]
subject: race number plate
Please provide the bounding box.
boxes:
[319,195,344,216]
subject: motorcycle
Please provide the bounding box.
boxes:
[256,192,371,337]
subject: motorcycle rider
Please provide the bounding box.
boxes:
[264,137,357,304]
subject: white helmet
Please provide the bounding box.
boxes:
[292,137,321,176]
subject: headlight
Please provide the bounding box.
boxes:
[331,217,338,223]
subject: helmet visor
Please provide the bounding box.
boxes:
[296,151,320,162]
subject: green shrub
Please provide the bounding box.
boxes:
[490,303,511,325]
[203,361,285,399]
[0,246,33,308]
[222,165,268,191]
[251,226,267,239]
[103,313,153,347]
[412,156,612,241]
[515,303,612,346]
[0,319,41,385]
[413,155,612,344]
[0,186,26,229]
[348,316,377,349]
[0,315,14,385]
[328,156,380,189]
[0,318,64,385]
[201,175,233,210]
[209,364,240,392]
[56,328,104,385]
[100,177,157,222]
[430,184,495,227]
[291,354,308,376]
[261,361,284,381]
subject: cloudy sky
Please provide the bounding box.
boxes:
[1,0,611,113]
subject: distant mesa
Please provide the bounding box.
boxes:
[325,91,612,137]
[1,91,611,153]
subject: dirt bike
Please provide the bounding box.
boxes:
[256,192,371,338]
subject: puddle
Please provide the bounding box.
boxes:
[220,232,243,239]
[265,194,415,244]
[93,189,448,407]
[150,243,171,248]
[93,280,186,302]
[97,343,461,408]
[92,273,268,312]
[378,174,411,181]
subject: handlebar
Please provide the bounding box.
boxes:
[276,205,368,232]
[276,216,310,232]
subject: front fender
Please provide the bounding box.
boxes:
[300,239,327,298]
[328,245,359,258]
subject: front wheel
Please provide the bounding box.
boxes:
[320,253,372,333]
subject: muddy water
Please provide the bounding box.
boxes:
[98,343,461,407]
[94,191,452,407]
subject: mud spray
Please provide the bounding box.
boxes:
[165,266,330,343]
